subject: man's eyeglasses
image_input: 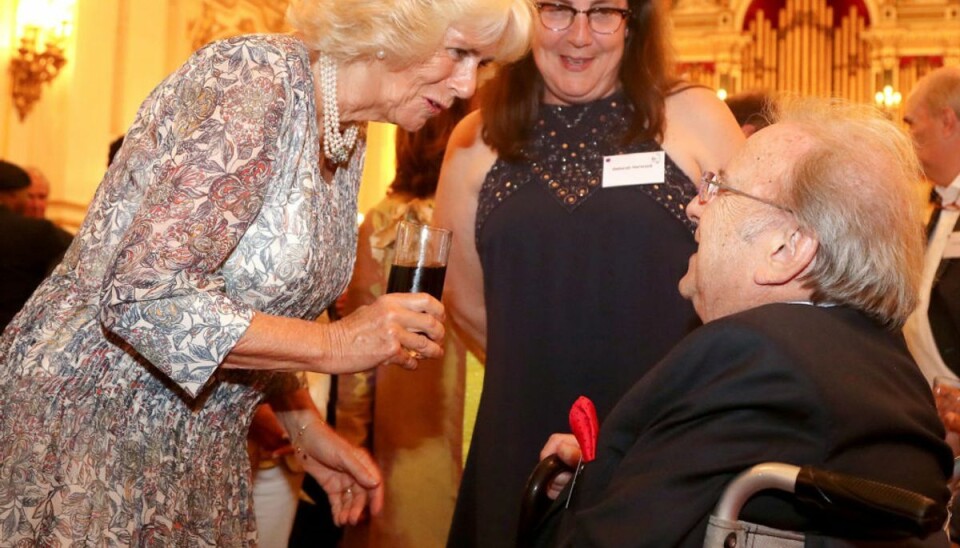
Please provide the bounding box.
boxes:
[698,171,793,214]
[535,2,632,34]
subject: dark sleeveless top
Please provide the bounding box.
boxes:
[447,94,701,547]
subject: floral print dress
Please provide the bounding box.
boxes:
[0,34,361,546]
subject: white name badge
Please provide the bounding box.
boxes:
[602,151,665,188]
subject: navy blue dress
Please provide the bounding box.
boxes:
[448,93,701,547]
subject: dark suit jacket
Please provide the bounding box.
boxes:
[929,241,960,372]
[0,205,72,331]
[543,303,952,547]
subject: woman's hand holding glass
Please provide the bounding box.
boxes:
[331,292,445,371]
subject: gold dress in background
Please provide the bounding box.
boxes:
[337,193,478,548]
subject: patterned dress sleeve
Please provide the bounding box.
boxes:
[98,37,296,398]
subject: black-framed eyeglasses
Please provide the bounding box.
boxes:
[698,171,793,214]
[535,2,632,34]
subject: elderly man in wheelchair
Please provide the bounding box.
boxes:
[527,98,954,547]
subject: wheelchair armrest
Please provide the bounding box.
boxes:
[794,466,946,538]
[517,454,575,543]
[714,463,946,539]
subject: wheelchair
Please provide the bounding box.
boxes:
[518,456,949,547]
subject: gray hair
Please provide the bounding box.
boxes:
[286,0,533,67]
[912,66,960,120]
[771,97,925,328]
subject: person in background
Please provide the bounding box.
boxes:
[901,65,960,545]
[434,0,744,544]
[336,98,473,548]
[23,165,74,250]
[24,166,51,219]
[537,97,952,548]
[902,66,960,381]
[724,89,775,137]
[0,160,72,331]
[0,0,533,544]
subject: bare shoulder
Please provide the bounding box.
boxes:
[441,110,498,192]
[446,110,484,150]
[664,85,738,131]
[662,84,744,179]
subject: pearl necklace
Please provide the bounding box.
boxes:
[319,53,358,164]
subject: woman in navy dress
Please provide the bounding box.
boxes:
[435,0,744,545]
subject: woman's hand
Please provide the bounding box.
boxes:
[249,404,294,458]
[296,419,384,526]
[539,433,582,500]
[330,292,445,372]
[224,295,443,374]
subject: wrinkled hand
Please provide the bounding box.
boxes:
[539,433,582,500]
[330,292,445,373]
[297,420,384,526]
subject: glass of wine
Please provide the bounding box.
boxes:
[386,220,452,299]
[935,376,960,454]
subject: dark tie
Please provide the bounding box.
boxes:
[927,190,944,242]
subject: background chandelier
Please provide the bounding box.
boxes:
[874,85,903,111]
[10,0,75,121]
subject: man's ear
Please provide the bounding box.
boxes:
[939,107,960,137]
[755,225,817,286]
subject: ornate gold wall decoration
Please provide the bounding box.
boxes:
[189,0,288,51]
[672,0,960,110]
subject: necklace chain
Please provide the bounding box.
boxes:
[319,53,359,164]
[553,104,591,129]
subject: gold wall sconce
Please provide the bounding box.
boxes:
[10,0,75,121]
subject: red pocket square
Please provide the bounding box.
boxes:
[569,396,599,462]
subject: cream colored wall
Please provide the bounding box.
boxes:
[0,0,395,231]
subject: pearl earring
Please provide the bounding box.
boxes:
[375,49,386,60]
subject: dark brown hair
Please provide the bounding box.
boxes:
[480,0,679,160]
[389,98,473,198]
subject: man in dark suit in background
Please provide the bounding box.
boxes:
[0,160,72,331]
[535,98,952,547]
[903,66,960,379]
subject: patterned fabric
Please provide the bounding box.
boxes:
[0,34,363,546]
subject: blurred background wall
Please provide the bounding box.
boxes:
[0,0,956,232]
[0,0,395,231]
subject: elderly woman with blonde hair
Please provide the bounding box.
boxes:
[0,0,532,545]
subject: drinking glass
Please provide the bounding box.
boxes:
[386,220,452,299]
[933,376,960,456]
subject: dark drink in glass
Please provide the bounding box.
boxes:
[386,264,447,299]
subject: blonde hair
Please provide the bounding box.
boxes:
[771,97,924,328]
[286,0,532,67]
